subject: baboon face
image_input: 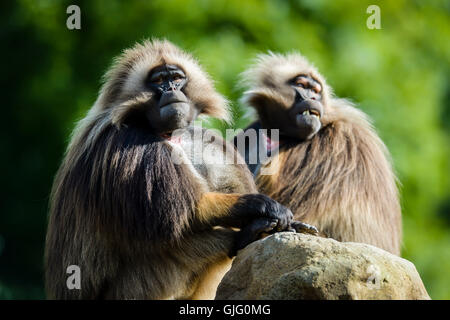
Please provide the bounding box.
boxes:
[284,73,323,140]
[145,64,198,135]
[101,40,229,136]
[243,53,329,140]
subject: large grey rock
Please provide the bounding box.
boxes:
[216,233,430,300]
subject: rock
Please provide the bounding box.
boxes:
[215,233,430,300]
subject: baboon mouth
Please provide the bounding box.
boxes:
[160,100,186,108]
[301,109,321,118]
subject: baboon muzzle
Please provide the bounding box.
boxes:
[158,90,189,109]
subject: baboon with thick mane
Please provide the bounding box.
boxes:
[45,40,295,299]
[237,52,402,255]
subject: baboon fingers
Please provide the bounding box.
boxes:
[290,221,319,235]
[229,218,278,257]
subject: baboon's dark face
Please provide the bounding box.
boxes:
[284,74,323,140]
[145,64,198,135]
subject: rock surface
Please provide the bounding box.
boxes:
[215,233,430,300]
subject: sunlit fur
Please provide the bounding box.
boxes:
[67,39,229,164]
[45,39,254,299]
[242,52,402,255]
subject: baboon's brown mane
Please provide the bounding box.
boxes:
[257,110,401,253]
[50,124,200,247]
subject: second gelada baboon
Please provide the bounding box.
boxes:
[236,52,401,255]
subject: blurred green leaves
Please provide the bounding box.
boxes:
[0,0,449,299]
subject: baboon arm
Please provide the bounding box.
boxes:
[196,191,293,231]
[177,228,236,260]
[175,228,235,299]
[196,192,243,228]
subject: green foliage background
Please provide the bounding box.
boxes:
[0,0,449,299]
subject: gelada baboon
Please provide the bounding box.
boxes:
[236,52,402,255]
[45,40,295,300]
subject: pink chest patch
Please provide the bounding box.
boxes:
[161,134,182,144]
[265,135,280,152]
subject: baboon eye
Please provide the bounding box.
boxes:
[151,76,163,84]
[294,76,322,94]
[173,75,183,83]
[294,77,309,87]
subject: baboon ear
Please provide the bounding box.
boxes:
[245,91,268,112]
[197,92,231,122]
[111,92,153,128]
[243,88,291,113]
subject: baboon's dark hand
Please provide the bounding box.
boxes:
[290,221,319,235]
[229,218,278,257]
[232,194,293,231]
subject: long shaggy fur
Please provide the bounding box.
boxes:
[45,39,238,299]
[47,125,202,298]
[244,52,402,255]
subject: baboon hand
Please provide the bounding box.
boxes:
[229,218,278,257]
[232,194,293,231]
[290,221,319,235]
